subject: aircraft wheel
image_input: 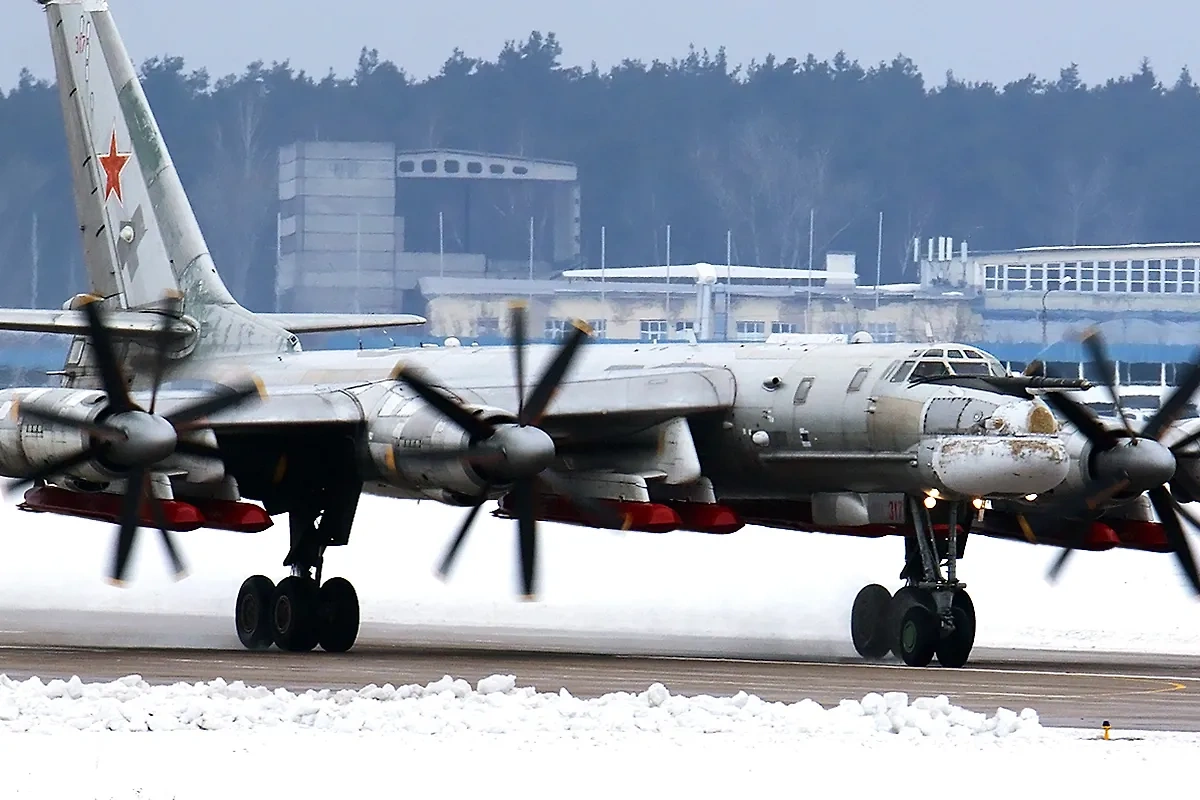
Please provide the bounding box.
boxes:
[271,575,321,652]
[236,575,276,650]
[935,590,976,668]
[850,583,893,660]
[890,587,937,667]
[317,577,360,653]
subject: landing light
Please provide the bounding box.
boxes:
[972,497,985,510]
[1025,493,1038,502]
[923,495,937,509]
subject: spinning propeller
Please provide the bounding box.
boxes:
[1033,327,1200,593]
[389,304,631,598]
[6,298,263,584]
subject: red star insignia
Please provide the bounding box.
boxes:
[98,129,131,205]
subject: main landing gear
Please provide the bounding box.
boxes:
[850,495,977,668]
[233,470,362,653]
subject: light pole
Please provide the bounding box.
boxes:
[1041,275,1074,347]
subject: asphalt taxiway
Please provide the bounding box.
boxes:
[0,611,1196,731]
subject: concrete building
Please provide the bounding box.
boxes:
[276,142,581,315]
[419,252,978,344]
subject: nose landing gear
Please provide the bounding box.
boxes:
[850,495,977,667]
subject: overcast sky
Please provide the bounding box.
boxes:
[2,0,1196,92]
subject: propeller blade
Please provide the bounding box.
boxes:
[510,302,527,421]
[520,320,592,427]
[513,477,537,598]
[12,401,128,443]
[110,467,146,584]
[1080,328,1134,438]
[389,364,496,440]
[1149,487,1200,595]
[1144,358,1200,442]
[1169,428,1200,455]
[146,492,186,579]
[165,379,263,428]
[435,489,491,580]
[1041,390,1118,451]
[1047,546,1074,582]
[4,444,104,496]
[80,300,137,415]
[1023,359,1045,378]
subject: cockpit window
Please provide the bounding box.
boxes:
[964,349,985,359]
[950,361,990,376]
[911,361,950,379]
[891,361,916,382]
[922,349,944,358]
[946,349,964,359]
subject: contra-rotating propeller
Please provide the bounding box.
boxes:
[388,303,633,598]
[5,297,263,585]
[1032,327,1200,593]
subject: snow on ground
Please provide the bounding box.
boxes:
[0,493,1198,656]
[0,673,1193,799]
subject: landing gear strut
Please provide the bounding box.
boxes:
[850,496,977,668]
[234,458,362,653]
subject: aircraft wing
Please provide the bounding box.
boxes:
[0,308,193,339]
[259,313,426,334]
[144,363,737,435]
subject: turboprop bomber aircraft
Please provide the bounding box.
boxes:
[6,0,1200,669]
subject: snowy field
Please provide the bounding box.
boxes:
[0,494,1198,797]
[1,493,1198,657]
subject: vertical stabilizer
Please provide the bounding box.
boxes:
[40,0,294,355]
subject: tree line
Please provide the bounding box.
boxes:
[1,33,1197,312]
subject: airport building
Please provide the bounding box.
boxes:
[274,141,581,315]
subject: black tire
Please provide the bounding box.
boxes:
[235,575,275,651]
[935,590,976,668]
[850,584,893,660]
[318,577,360,653]
[271,575,321,652]
[890,587,937,667]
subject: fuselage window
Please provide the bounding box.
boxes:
[911,360,949,379]
[891,361,916,382]
[793,377,815,405]
[847,367,870,393]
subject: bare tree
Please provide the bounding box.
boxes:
[1047,155,1114,245]
[0,157,52,306]
[191,83,276,305]
[693,114,871,268]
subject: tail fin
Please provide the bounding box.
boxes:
[40,0,294,355]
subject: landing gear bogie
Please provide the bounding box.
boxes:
[233,573,362,653]
[848,495,979,668]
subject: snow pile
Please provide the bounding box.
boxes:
[0,673,1042,739]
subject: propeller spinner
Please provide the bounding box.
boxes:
[5,297,263,584]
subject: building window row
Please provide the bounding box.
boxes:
[983,258,1200,293]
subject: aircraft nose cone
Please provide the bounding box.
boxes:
[495,424,557,476]
[107,411,178,466]
[1096,438,1176,491]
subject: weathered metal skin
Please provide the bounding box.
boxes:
[918,435,1070,497]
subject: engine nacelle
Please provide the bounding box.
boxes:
[0,388,122,485]
[365,397,514,502]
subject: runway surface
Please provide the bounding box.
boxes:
[0,611,1198,731]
